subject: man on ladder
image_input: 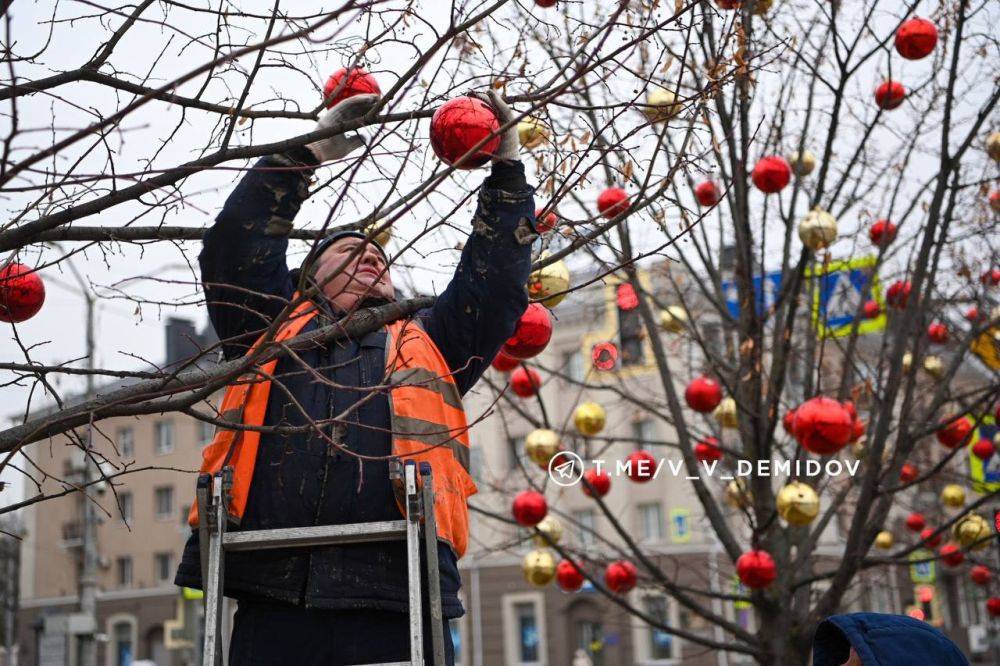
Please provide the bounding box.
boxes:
[173,87,536,665]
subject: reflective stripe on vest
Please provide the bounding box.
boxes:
[187,302,478,559]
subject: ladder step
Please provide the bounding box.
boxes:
[223,520,408,551]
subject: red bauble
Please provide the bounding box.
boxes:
[491,350,520,372]
[591,342,619,370]
[604,560,638,594]
[981,268,1000,286]
[927,322,949,344]
[895,18,938,60]
[939,543,964,567]
[616,283,639,311]
[905,512,926,532]
[886,280,912,309]
[869,219,897,247]
[556,560,586,591]
[970,565,992,586]
[597,187,629,219]
[875,80,906,110]
[990,190,1000,212]
[694,437,723,463]
[736,550,777,589]
[0,263,45,323]
[503,303,553,360]
[685,376,723,413]
[625,450,656,483]
[987,597,1000,618]
[695,180,721,206]
[534,208,558,233]
[936,415,972,449]
[512,490,548,526]
[863,300,881,319]
[751,156,792,194]
[899,463,919,483]
[534,0,558,6]
[582,468,612,498]
[972,438,995,461]
[782,409,797,435]
[792,397,853,455]
[429,96,501,169]
[322,67,381,109]
[965,306,981,322]
[920,528,941,548]
[510,366,542,397]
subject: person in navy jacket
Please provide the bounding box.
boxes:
[174,90,536,665]
[812,612,970,665]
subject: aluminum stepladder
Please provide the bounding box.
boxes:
[196,459,446,666]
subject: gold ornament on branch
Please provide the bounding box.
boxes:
[645,87,681,122]
[522,549,557,586]
[787,150,816,177]
[922,355,944,379]
[953,513,990,550]
[715,397,739,429]
[724,478,752,508]
[940,484,966,508]
[532,516,564,546]
[798,208,838,251]
[902,352,914,373]
[525,428,561,468]
[874,530,894,550]
[364,220,392,247]
[518,118,550,150]
[658,305,689,333]
[573,402,607,436]
[776,481,820,526]
[527,254,570,308]
[987,131,1000,161]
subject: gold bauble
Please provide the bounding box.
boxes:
[798,208,838,251]
[750,0,773,14]
[364,221,392,247]
[874,530,894,550]
[518,118,549,150]
[851,440,867,458]
[645,87,681,122]
[902,352,913,373]
[922,355,944,379]
[522,549,557,587]
[724,478,752,509]
[987,131,1000,161]
[776,481,820,526]
[715,397,739,429]
[573,402,607,437]
[527,253,570,308]
[788,150,816,177]
[525,428,561,468]
[658,305,688,333]
[532,516,563,546]
[940,484,966,509]
[953,513,991,550]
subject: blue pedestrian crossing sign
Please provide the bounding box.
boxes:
[721,270,783,320]
[808,256,886,338]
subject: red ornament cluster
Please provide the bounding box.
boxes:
[936,415,972,449]
[429,96,501,169]
[751,156,791,194]
[0,263,45,323]
[736,550,777,589]
[604,560,637,594]
[972,438,995,461]
[895,18,938,60]
[597,187,629,219]
[905,512,925,532]
[510,365,542,397]
[791,396,855,455]
[582,468,612,498]
[863,300,882,319]
[899,463,919,483]
[556,560,585,591]
[695,180,721,207]
[492,350,520,372]
[869,219,897,247]
[694,437,723,463]
[875,80,906,110]
[920,528,941,548]
[503,303,553,360]
[939,543,964,567]
[685,376,723,413]
[926,322,949,345]
[322,67,381,109]
[885,280,912,309]
[512,490,547,526]
[534,208,558,234]
[625,450,656,483]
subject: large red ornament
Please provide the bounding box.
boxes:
[604,560,637,594]
[895,18,938,60]
[736,550,777,589]
[920,528,941,548]
[936,415,972,449]
[556,560,586,591]
[844,402,865,443]
[503,303,553,360]
[512,490,548,526]
[927,322,949,344]
[981,268,1000,286]
[695,437,723,463]
[972,438,995,461]
[863,300,881,319]
[869,219,897,247]
[905,512,926,532]
[591,342,619,370]
[597,187,629,219]
[685,376,723,413]
[782,409,797,435]
[625,450,656,483]
[899,463,919,483]
[751,156,791,194]
[322,67,381,109]
[429,96,501,169]
[510,366,542,397]
[695,180,721,206]
[582,468,612,498]
[875,80,906,110]
[534,208,558,234]
[939,543,964,567]
[491,350,520,372]
[792,397,853,455]
[0,263,45,323]
[970,565,992,586]
[987,598,1000,618]
[885,280,912,309]
[616,283,639,311]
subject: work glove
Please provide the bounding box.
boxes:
[472,88,520,163]
[306,93,379,163]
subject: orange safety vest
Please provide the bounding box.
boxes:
[187,299,478,558]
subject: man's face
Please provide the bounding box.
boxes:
[313,236,393,310]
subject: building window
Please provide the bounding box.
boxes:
[116,427,134,460]
[618,300,645,367]
[199,419,215,446]
[576,620,604,666]
[154,486,174,520]
[108,616,136,666]
[572,509,596,550]
[154,552,173,583]
[638,502,664,543]
[119,491,133,524]
[449,619,463,665]
[631,418,656,449]
[562,350,584,383]
[633,594,679,662]
[154,421,174,455]
[502,592,545,665]
[116,556,133,587]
